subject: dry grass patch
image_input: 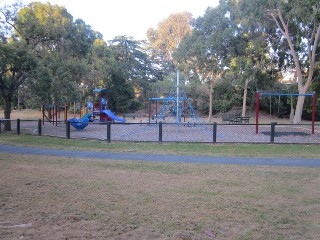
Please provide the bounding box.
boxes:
[0,109,42,120]
[0,153,319,239]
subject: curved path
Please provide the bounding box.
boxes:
[1,144,320,168]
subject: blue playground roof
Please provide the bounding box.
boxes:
[93,88,109,93]
[258,92,315,97]
[149,97,187,101]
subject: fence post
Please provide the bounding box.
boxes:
[159,122,163,143]
[66,120,70,139]
[17,119,21,135]
[270,122,277,143]
[213,122,217,143]
[38,119,42,136]
[107,122,111,143]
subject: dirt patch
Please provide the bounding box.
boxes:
[2,109,312,124]
[0,109,42,120]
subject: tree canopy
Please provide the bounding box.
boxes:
[229,0,320,123]
[1,0,320,127]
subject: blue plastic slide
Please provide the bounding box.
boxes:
[69,116,90,130]
[102,110,126,122]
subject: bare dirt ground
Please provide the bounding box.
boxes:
[0,153,320,239]
[0,109,42,120]
[1,109,311,124]
[3,109,319,144]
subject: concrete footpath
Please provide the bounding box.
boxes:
[1,144,320,168]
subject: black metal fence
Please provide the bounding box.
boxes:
[1,119,320,144]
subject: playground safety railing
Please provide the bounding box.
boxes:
[1,119,320,144]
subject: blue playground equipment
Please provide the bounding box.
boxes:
[149,70,203,124]
[69,88,126,130]
[69,116,90,130]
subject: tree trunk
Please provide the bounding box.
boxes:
[208,80,213,123]
[241,78,249,117]
[4,98,12,131]
[293,95,305,124]
[270,11,320,125]
[290,96,295,122]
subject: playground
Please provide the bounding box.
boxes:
[2,104,320,144]
[40,88,126,131]
[1,114,317,144]
[1,83,319,144]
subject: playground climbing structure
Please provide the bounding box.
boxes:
[149,71,203,124]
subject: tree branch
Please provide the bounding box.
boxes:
[269,11,286,36]
[0,9,23,36]
[307,23,320,87]
[276,9,304,90]
[311,24,320,65]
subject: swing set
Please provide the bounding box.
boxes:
[255,91,316,134]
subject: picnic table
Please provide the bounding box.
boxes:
[222,115,250,124]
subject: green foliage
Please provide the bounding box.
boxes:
[175,5,234,76]
[104,36,162,111]
[12,2,92,104]
[0,39,37,129]
[231,0,320,70]
[1,0,320,120]
[147,11,193,78]
[15,2,73,47]
[147,12,192,61]
[213,76,239,113]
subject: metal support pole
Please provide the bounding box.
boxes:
[66,120,70,139]
[42,105,45,125]
[176,69,180,123]
[159,122,163,143]
[184,101,186,123]
[52,106,55,125]
[99,93,102,122]
[55,105,58,126]
[38,119,42,136]
[107,122,111,143]
[256,92,260,134]
[58,103,61,120]
[213,122,217,143]
[312,92,316,134]
[270,122,277,143]
[155,101,158,123]
[65,104,68,122]
[17,119,20,135]
[148,101,151,126]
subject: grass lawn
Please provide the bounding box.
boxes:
[0,153,319,239]
[2,133,320,158]
[0,131,320,239]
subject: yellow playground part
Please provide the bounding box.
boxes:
[81,108,87,117]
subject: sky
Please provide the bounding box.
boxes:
[19,0,220,40]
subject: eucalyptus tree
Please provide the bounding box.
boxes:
[15,2,100,103]
[174,4,236,122]
[227,28,274,116]
[107,36,162,110]
[13,2,73,103]
[86,37,133,112]
[0,39,36,130]
[147,12,193,77]
[0,1,37,130]
[232,0,320,123]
